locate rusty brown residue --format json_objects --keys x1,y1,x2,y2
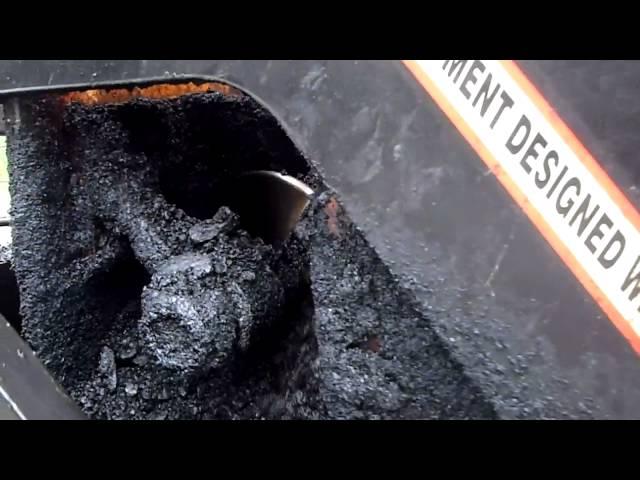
[
  {"x1": 366, "y1": 335, "x2": 382, "y2": 353},
  {"x1": 61, "y1": 82, "x2": 242, "y2": 106},
  {"x1": 347, "y1": 334, "x2": 382, "y2": 353},
  {"x1": 324, "y1": 196, "x2": 341, "y2": 237}
]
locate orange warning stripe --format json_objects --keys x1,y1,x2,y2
[
  {"x1": 500, "y1": 60, "x2": 640, "y2": 233},
  {"x1": 402, "y1": 60, "x2": 640, "y2": 355}
]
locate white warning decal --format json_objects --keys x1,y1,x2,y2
[{"x1": 404, "y1": 60, "x2": 640, "y2": 353}]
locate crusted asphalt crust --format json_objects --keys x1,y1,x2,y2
[{"x1": 4, "y1": 91, "x2": 495, "y2": 419}]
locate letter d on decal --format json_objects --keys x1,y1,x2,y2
[
  {"x1": 506, "y1": 115, "x2": 531, "y2": 155},
  {"x1": 599, "y1": 231, "x2": 626, "y2": 269}
]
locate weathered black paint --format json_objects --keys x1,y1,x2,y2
[{"x1": 0, "y1": 60, "x2": 639, "y2": 419}]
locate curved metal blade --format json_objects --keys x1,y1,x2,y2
[{"x1": 229, "y1": 171, "x2": 314, "y2": 247}]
